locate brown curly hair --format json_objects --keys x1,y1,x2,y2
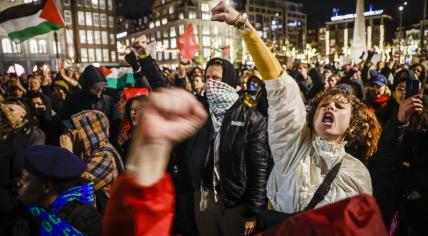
[
  {"x1": 363, "y1": 109, "x2": 382, "y2": 159},
  {"x1": 307, "y1": 88, "x2": 368, "y2": 144}
]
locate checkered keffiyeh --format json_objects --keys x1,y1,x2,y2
[
  {"x1": 205, "y1": 79, "x2": 239, "y2": 123},
  {"x1": 71, "y1": 110, "x2": 123, "y2": 196}
]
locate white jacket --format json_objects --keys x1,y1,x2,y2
[{"x1": 265, "y1": 72, "x2": 372, "y2": 213}]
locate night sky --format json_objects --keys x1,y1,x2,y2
[
  {"x1": 118, "y1": 0, "x2": 424, "y2": 28},
  {"x1": 296, "y1": 0, "x2": 423, "y2": 28}
]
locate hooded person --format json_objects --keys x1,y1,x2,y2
[
  {"x1": 60, "y1": 110, "x2": 124, "y2": 213},
  {"x1": 0, "y1": 99, "x2": 45, "y2": 235},
  {"x1": 182, "y1": 57, "x2": 270, "y2": 236},
  {"x1": 14, "y1": 145, "x2": 102, "y2": 236},
  {"x1": 62, "y1": 65, "x2": 122, "y2": 146}
]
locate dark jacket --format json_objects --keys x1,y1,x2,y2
[
  {"x1": 186, "y1": 97, "x2": 270, "y2": 218},
  {"x1": 0, "y1": 125, "x2": 45, "y2": 235}
]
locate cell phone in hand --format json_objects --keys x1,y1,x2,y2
[{"x1": 406, "y1": 80, "x2": 421, "y2": 99}]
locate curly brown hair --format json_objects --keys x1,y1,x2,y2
[
  {"x1": 307, "y1": 88, "x2": 368, "y2": 144},
  {"x1": 363, "y1": 109, "x2": 382, "y2": 159}
]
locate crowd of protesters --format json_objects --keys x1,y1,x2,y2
[{"x1": 0, "y1": 1, "x2": 427, "y2": 236}]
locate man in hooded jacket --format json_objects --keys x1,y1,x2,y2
[
  {"x1": 186, "y1": 57, "x2": 270, "y2": 236},
  {"x1": 62, "y1": 65, "x2": 122, "y2": 144}
]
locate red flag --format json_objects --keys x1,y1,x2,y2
[
  {"x1": 177, "y1": 24, "x2": 199, "y2": 60},
  {"x1": 99, "y1": 67, "x2": 112, "y2": 77},
  {"x1": 40, "y1": 0, "x2": 65, "y2": 27}
]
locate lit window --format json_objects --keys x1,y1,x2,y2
[
  {"x1": 108, "y1": 16, "x2": 114, "y2": 28},
  {"x1": 94, "y1": 31, "x2": 101, "y2": 44},
  {"x1": 64, "y1": 10, "x2": 72, "y2": 25},
  {"x1": 38, "y1": 40, "x2": 47, "y2": 54},
  {"x1": 203, "y1": 48, "x2": 211, "y2": 57},
  {"x1": 85, "y1": 0, "x2": 91, "y2": 7},
  {"x1": 99, "y1": 0, "x2": 105, "y2": 9},
  {"x1": 77, "y1": 0, "x2": 83, "y2": 6},
  {"x1": 93, "y1": 13, "x2": 99, "y2": 26},
  {"x1": 161, "y1": 18, "x2": 167, "y2": 25},
  {"x1": 172, "y1": 51, "x2": 177, "y2": 59},
  {"x1": 79, "y1": 30, "x2": 86, "y2": 43},
  {"x1": 78, "y1": 11, "x2": 85, "y2": 25},
  {"x1": 107, "y1": 0, "x2": 113, "y2": 11},
  {"x1": 201, "y1": 3, "x2": 209, "y2": 12},
  {"x1": 110, "y1": 33, "x2": 115, "y2": 45},
  {"x1": 100, "y1": 14, "x2": 107, "y2": 27},
  {"x1": 163, "y1": 39, "x2": 169, "y2": 48},
  {"x1": 163, "y1": 31, "x2": 168, "y2": 38},
  {"x1": 149, "y1": 22, "x2": 154, "y2": 28},
  {"x1": 111, "y1": 51, "x2": 116, "y2": 61},
  {"x1": 170, "y1": 27, "x2": 176, "y2": 37},
  {"x1": 29, "y1": 39, "x2": 38, "y2": 54},
  {"x1": 157, "y1": 52, "x2": 163, "y2": 61},
  {"x1": 2, "y1": 38, "x2": 12, "y2": 54},
  {"x1": 64, "y1": 0, "x2": 70, "y2": 5},
  {"x1": 213, "y1": 26, "x2": 218, "y2": 35},
  {"x1": 203, "y1": 36, "x2": 210, "y2": 46},
  {"x1": 81, "y1": 48, "x2": 88, "y2": 62},
  {"x1": 92, "y1": 0, "x2": 98, "y2": 9},
  {"x1": 202, "y1": 13, "x2": 210, "y2": 20},
  {"x1": 87, "y1": 30, "x2": 94, "y2": 44},
  {"x1": 164, "y1": 52, "x2": 170, "y2": 60},
  {"x1": 101, "y1": 31, "x2": 108, "y2": 45},
  {"x1": 203, "y1": 26, "x2": 210, "y2": 35},
  {"x1": 189, "y1": 11, "x2": 196, "y2": 19},
  {"x1": 169, "y1": 6, "x2": 174, "y2": 14},
  {"x1": 170, "y1": 38, "x2": 176, "y2": 48},
  {"x1": 96, "y1": 48, "x2": 102, "y2": 62},
  {"x1": 155, "y1": 20, "x2": 160, "y2": 27},
  {"x1": 156, "y1": 31, "x2": 161, "y2": 39},
  {"x1": 103, "y1": 48, "x2": 109, "y2": 62},
  {"x1": 179, "y1": 13, "x2": 184, "y2": 19},
  {"x1": 68, "y1": 46, "x2": 75, "y2": 58},
  {"x1": 85, "y1": 12, "x2": 92, "y2": 26},
  {"x1": 88, "y1": 48, "x2": 95, "y2": 62},
  {"x1": 12, "y1": 41, "x2": 21, "y2": 53},
  {"x1": 179, "y1": 24, "x2": 184, "y2": 34}
]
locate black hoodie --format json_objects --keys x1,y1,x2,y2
[{"x1": 62, "y1": 66, "x2": 121, "y2": 144}]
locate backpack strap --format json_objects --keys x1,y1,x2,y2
[{"x1": 305, "y1": 160, "x2": 343, "y2": 211}]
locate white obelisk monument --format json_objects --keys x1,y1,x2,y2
[{"x1": 350, "y1": 0, "x2": 367, "y2": 63}]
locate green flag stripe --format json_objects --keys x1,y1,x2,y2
[{"x1": 8, "y1": 21, "x2": 63, "y2": 43}]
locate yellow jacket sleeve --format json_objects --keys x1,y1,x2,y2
[{"x1": 242, "y1": 29, "x2": 283, "y2": 80}]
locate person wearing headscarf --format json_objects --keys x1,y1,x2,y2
[
  {"x1": 60, "y1": 110, "x2": 124, "y2": 213},
  {"x1": 14, "y1": 145, "x2": 101, "y2": 236},
  {"x1": 184, "y1": 57, "x2": 270, "y2": 236}
]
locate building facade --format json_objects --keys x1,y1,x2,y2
[
  {"x1": 323, "y1": 8, "x2": 392, "y2": 57},
  {"x1": 117, "y1": 0, "x2": 240, "y2": 68},
  {"x1": 0, "y1": 0, "x2": 117, "y2": 75},
  {"x1": 116, "y1": 0, "x2": 307, "y2": 68}
]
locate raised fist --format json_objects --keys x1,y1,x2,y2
[
  {"x1": 211, "y1": 0, "x2": 240, "y2": 25},
  {"x1": 135, "y1": 88, "x2": 207, "y2": 144}
]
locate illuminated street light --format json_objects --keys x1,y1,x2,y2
[
  {"x1": 398, "y1": 6, "x2": 404, "y2": 11},
  {"x1": 404, "y1": 2, "x2": 408, "y2": 6}
]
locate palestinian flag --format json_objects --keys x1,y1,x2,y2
[{"x1": 0, "y1": 0, "x2": 65, "y2": 43}]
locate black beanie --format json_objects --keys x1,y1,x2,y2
[{"x1": 205, "y1": 58, "x2": 238, "y2": 88}]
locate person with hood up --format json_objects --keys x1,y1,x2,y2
[
  {"x1": 0, "y1": 98, "x2": 45, "y2": 235},
  {"x1": 14, "y1": 145, "x2": 102, "y2": 236},
  {"x1": 62, "y1": 65, "x2": 122, "y2": 144},
  {"x1": 59, "y1": 110, "x2": 124, "y2": 213},
  {"x1": 186, "y1": 57, "x2": 270, "y2": 236}
]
